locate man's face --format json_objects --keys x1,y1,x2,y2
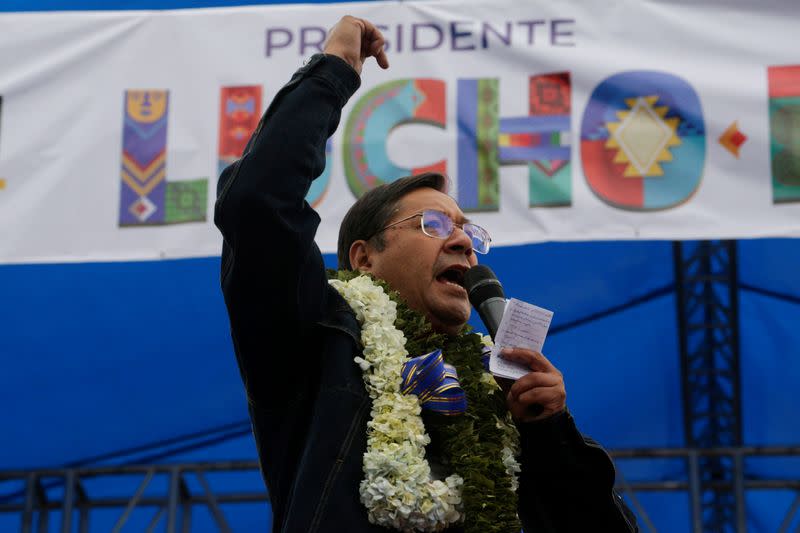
[{"x1": 356, "y1": 187, "x2": 479, "y2": 335}]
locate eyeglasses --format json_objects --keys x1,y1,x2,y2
[{"x1": 374, "y1": 209, "x2": 492, "y2": 254}]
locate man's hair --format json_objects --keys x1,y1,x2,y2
[{"x1": 337, "y1": 172, "x2": 448, "y2": 269}]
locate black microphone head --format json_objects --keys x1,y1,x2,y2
[{"x1": 464, "y1": 265, "x2": 505, "y2": 308}]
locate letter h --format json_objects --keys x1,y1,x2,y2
[{"x1": 456, "y1": 72, "x2": 572, "y2": 211}]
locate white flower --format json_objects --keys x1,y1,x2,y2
[
  {"x1": 501, "y1": 446, "x2": 521, "y2": 491},
  {"x1": 331, "y1": 275, "x2": 464, "y2": 531},
  {"x1": 354, "y1": 356, "x2": 371, "y2": 371},
  {"x1": 479, "y1": 371, "x2": 501, "y2": 393}
]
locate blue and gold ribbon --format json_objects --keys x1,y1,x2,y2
[
  {"x1": 401, "y1": 350, "x2": 467, "y2": 415},
  {"x1": 481, "y1": 345, "x2": 492, "y2": 372}
]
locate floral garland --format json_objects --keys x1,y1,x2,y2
[{"x1": 329, "y1": 271, "x2": 521, "y2": 532}]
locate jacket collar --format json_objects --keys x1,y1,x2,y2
[{"x1": 317, "y1": 284, "x2": 362, "y2": 348}]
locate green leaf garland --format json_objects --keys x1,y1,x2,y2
[{"x1": 331, "y1": 270, "x2": 521, "y2": 532}]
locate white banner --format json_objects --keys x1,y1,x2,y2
[{"x1": 0, "y1": 0, "x2": 799, "y2": 264}]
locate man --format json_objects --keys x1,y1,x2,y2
[{"x1": 215, "y1": 15, "x2": 637, "y2": 532}]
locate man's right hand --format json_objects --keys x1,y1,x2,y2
[{"x1": 323, "y1": 16, "x2": 389, "y2": 75}]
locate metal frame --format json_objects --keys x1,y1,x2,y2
[
  {"x1": 1, "y1": 463, "x2": 266, "y2": 533},
  {"x1": 3, "y1": 449, "x2": 800, "y2": 532},
  {"x1": 674, "y1": 240, "x2": 743, "y2": 532},
  {"x1": 612, "y1": 446, "x2": 800, "y2": 533}
]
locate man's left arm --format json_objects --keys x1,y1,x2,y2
[{"x1": 500, "y1": 348, "x2": 639, "y2": 532}]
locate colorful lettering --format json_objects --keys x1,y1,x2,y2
[
  {"x1": 580, "y1": 71, "x2": 705, "y2": 211},
  {"x1": 457, "y1": 79, "x2": 499, "y2": 210},
  {"x1": 524, "y1": 72, "x2": 572, "y2": 207},
  {"x1": 343, "y1": 79, "x2": 446, "y2": 198},
  {"x1": 457, "y1": 73, "x2": 572, "y2": 211},
  {"x1": 768, "y1": 65, "x2": 800, "y2": 203},
  {"x1": 0, "y1": 95, "x2": 4, "y2": 191},
  {"x1": 218, "y1": 85, "x2": 330, "y2": 207},
  {"x1": 218, "y1": 86, "x2": 262, "y2": 177},
  {"x1": 119, "y1": 90, "x2": 208, "y2": 226}
]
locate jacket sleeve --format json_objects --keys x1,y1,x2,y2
[
  {"x1": 516, "y1": 410, "x2": 639, "y2": 532},
  {"x1": 214, "y1": 54, "x2": 360, "y2": 403}
]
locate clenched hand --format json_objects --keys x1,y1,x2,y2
[{"x1": 323, "y1": 16, "x2": 389, "y2": 75}]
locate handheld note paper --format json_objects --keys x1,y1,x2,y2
[{"x1": 489, "y1": 298, "x2": 554, "y2": 380}]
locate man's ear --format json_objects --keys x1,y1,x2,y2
[{"x1": 349, "y1": 240, "x2": 373, "y2": 273}]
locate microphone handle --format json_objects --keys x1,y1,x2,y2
[{"x1": 477, "y1": 296, "x2": 506, "y2": 339}]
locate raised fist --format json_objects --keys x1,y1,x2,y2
[{"x1": 323, "y1": 15, "x2": 389, "y2": 75}]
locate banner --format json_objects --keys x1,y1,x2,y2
[{"x1": 0, "y1": 0, "x2": 798, "y2": 264}]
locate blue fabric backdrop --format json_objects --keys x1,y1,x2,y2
[{"x1": 1, "y1": 1, "x2": 798, "y2": 531}]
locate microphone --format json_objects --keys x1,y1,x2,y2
[
  {"x1": 464, "y1": 265, "x2": 544, "y2": 418},
  {"x1": 464, "y1": 265, "x2": 506, "y2": 339}
]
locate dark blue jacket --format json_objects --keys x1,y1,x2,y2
[{"x1": 215, "y1": 53, "x2": 637, "y2": 533}]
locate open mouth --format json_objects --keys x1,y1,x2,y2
[{"x1": 435, "y1": 266, "x2": 466, "y2": 290}]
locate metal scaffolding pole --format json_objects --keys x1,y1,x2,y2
[
  {"x1": 674, "y1": 240, "x2": 744, "y2": 533},
  {"x1": 5, "y1": 448, "x2": 800, "y2": 531}
]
